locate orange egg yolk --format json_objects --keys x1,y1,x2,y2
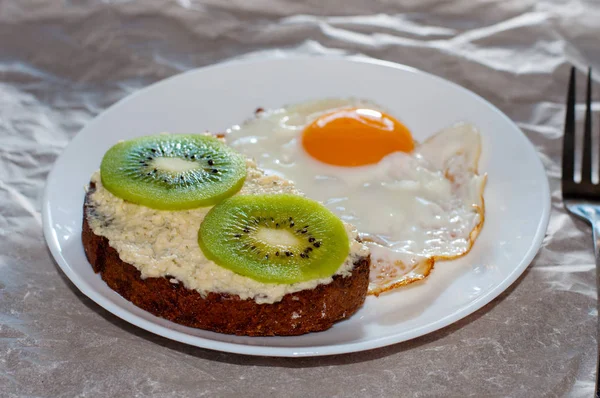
[{"x1": 301, "y1": 108, "x2": 414, "y2": 167}]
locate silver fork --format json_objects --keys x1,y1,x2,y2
[{"x1": 561, "y1": 66, "x2": 599, "y2": 397}]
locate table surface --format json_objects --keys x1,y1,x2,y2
[{"x1": 2, "y1": 1, "x2": 599, "y2": 397}]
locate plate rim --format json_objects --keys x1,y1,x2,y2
[{"x1": 42, "y1": 55, "x2": 551, "y2": 357}]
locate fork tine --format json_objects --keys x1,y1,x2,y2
[
  {"x1": 562, "y1": 67, "x2": 576, "y2": 185},
  {"x1": 582, "y1": 68, "x2": 593, "y2": 183}
]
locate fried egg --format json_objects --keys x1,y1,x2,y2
[{"x1": 226, "y1": 99, "x2": 486, "y2": 295}]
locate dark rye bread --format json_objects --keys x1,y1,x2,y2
[{"x1": 82, "y1": 183, "x2": 370, "y2": 336}]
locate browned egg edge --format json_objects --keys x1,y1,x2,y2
[{"x1": 367, "y1": 165, "x2": 487, "y2": 296}]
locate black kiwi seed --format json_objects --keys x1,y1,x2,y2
[
  {"x1": 212, "y1": 169, "x2": 219, "y2": 173},
  {"x1": 275, "y1": 251, "x2": 279, "y2": 256},
  {"x1": 208, "y1": 159, "x2": 214, "y2": 166},
  {"x1": 308, "y1": 237, "x2": 315, "y2": 242},
  {"x1": 290, "y1": 222, "x2": 295, "y2": 227},
  {"x1": 285, "y1": 251, "x2": 292, "y2": 257},
  {"x1": 234, "y1": 234, "x2": 241, "y2": 238},
  {"x1": 313, "y1": 242, "x2": 321, "y2": 248}
]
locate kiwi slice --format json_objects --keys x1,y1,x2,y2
[
  {"x1": 198, "y1": 194, "x2": 350, "y2": 284},
  {"x1": 100, "y1": 134, "x2": 246, "y2": 210}
]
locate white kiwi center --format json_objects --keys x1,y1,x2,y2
[
  {"x1": 151, "y1": 157, "x2": 201, "y2": 174},
  {"x1": 254, "y1": 227, "x2": 300, "y2": 248}
]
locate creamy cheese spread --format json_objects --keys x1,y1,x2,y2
[{"x1": 86, "y1": 159, "x2": 369, "y2": 304}]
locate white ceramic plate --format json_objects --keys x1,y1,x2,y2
[{"x1": 43, "y1": 57, "x2": 550, "y2": 357}]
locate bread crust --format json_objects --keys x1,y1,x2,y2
[{"x1": 82, "y1": 184, "x2": 370, "y2": 336}]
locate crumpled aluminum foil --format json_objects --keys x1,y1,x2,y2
[{"x1": 1, "y1": 1, "x2": 599, "y2": 396}]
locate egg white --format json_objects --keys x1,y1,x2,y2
[{"x1": 226, "y1": 99, "x2": 486, "y2": 295}]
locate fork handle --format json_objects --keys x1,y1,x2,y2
[
  {"x1": 593, "y1": 217, "x2": 600, "y2": 398},
  {"x1": 579, "y1": 208, "x2": 600, "y2": 398},
  {"x1": 566, "y1": 204, "x2": 600, "y2": 397}
]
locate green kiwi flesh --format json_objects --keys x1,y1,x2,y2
[
  {"x1": 198, "y1": 194, "x2": 350, "y2": 284},
  {"x1": 100, "y1": 134, "x2": 246, "y2": 210}
]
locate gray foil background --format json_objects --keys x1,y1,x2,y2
[{"x1": 1, "y1": 0, "x2": 600, "y2": 397}]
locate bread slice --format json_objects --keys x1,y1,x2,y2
[{"x1": 82, "y1": 183, "x2": 370, "y2": 336}]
